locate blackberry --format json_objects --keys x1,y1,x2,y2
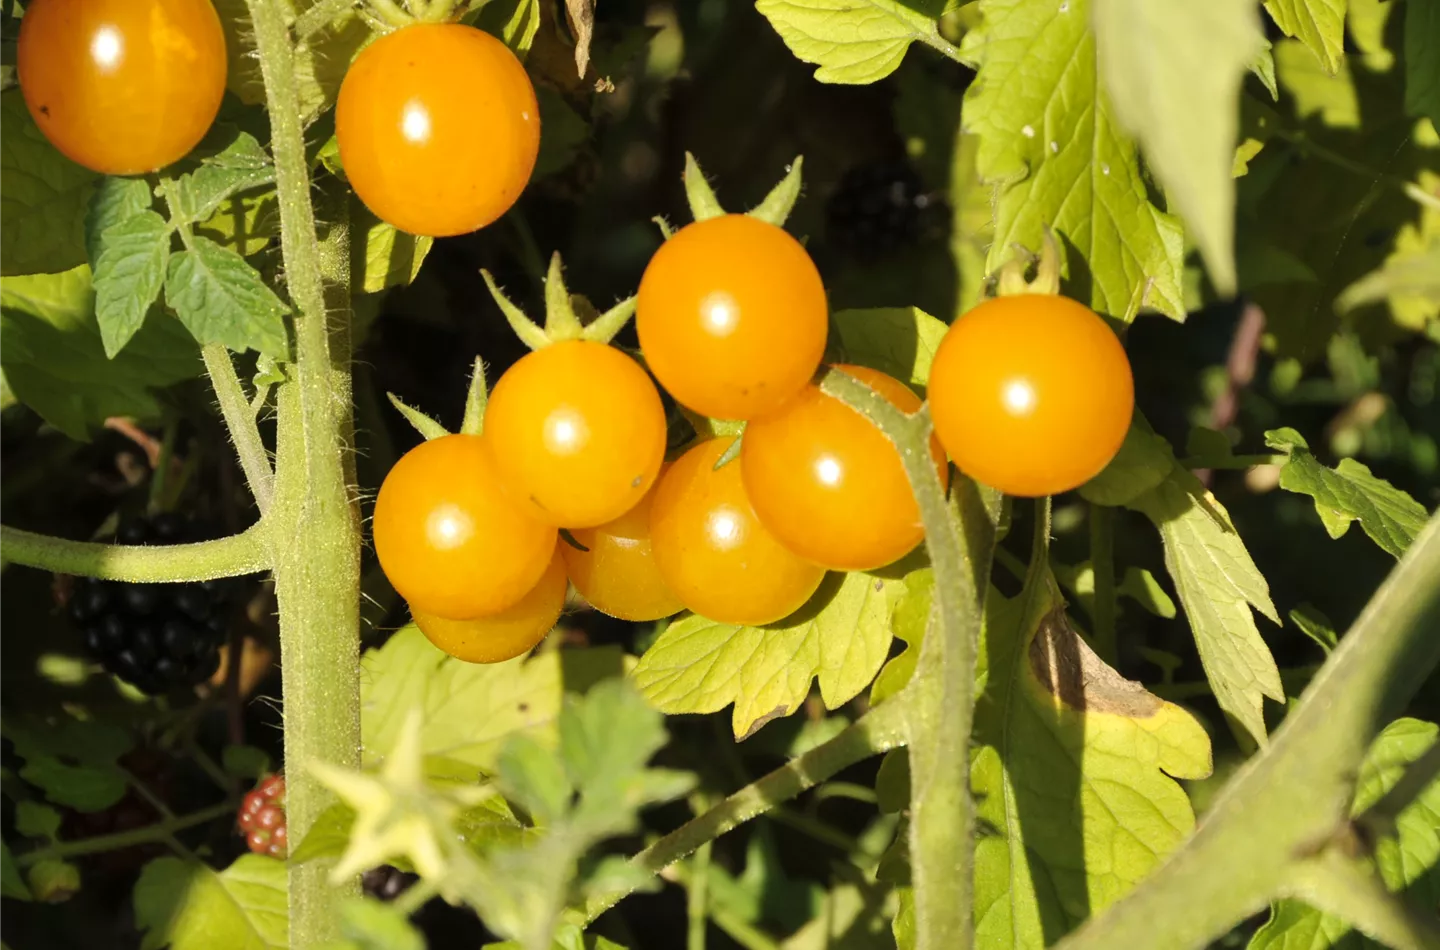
[
  {"x1": 825, "y1": 160, "x2": 931, "y2": 258},
  {"x1": 363, "y1": 865, "x2": 419, "y2": 901},
  {"x1": 238, "y1": 774, "x2": 287, "y2": 858},
  {"x1": 69, "y1": 514, "x2": 229, "y2": 696}
]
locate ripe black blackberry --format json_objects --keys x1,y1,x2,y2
[
  {"x1": 825, "y1": 160, "x2": 931, "y2": 258},
  {"x1": 68, "y1": 514, "x2": 229, "y2": 696}
]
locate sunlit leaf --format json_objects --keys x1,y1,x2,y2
[
  {"x1": 960, "y1": 0, "x2": 1186, "y2": 321},
  {"x1": 755, "y1": 0, "x2": 950, "y2": 85},
  {"x1": 1262, "y1": 0, "x2": 1345, "y2": 75},
  {"x1": 0, "y1": 91, "x2": 98, "y2": 277},
  {"x1": 134, "y1": 855, "x2": 287, "y2": 950},
  {"x1": 972, "y1": 578, "x2": 1212, "y2": 945}
]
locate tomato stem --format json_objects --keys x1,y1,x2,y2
[
  {"x1": 244, "y1": 0, "x2": 364, "y2": 944},
  {"x1": 819, "y1": 367, "x2": 1001, "y2": 950},
  {"x1": 0, "y1": 524, "x2": 270, "y2": 582},
  {"x1": 202, "y1": 343, "x2": 275, "y2": 512}
]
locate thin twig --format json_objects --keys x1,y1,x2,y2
[
  {"x1": 15, "y1": 801, "x2": 238, "y2": 867},
  {"x1": 1196, "y1": 302, "x2": 1264, "y2": 488}
]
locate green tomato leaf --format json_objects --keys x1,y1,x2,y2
[
  {"x1": 831, "y1": 307, "x2": 948, "y2": 391},
  {"x1": 134, "y1": 855, "x2": 287, "y2": 950},
  {"x1": 1251, "y1": 39, "x2": 1280, "y2": 100},
  {"x1": 170, "y1": 161, "x2": 275, "y2": 228},
  {"x1": 165, "y1": 235, "x2": 289, "y2": 357},
  {"x1": 1248, "y1": 718, "x2": 1440, "y2": 950},
  {"x1": 2, "y1": 842, "x2": 32, "y2": 901},
  {"x1": 1092, "y1": 0, "x2": 1263, "y2": 296},
  {"x1": 631, "y1": 568, "x2": 912, "y2": 739},
  {"x1": 6, "y1": 716, "x2": 133, "y2": 812},
  {"x1": 1406, "y1": 0, "x2": 1440, "y2": 131},
  {"x1": 1078, "y1": 420, "x2": 1175, "y2": 506},
  {"x1": 353, "y1": 203, "x2": 433, "y2": 295},
  {"x1": 1265, "y1": 428, "x2": 1430, "y2": 558},
  {"x1": 0, "y1": 91, "x2": 99, "y2": 277},
  {"x1": 2, "y1": 266, "x2": 201, "y2": 439},
  {"x1": 360, "y1": 625, "x2": 563, "y2": 772},
  {"x1": 222, "y1": 745, "x2": 272, "y2": 781},
  {"x1": 192, "y1": 191, "x2": 280, "y2": 259},
  {"x1": 1335, "y1": 174, "x2": 1440, "y2": 327},
  {"x1": 960, "y1": 0, "x2": 1186, "y2": 321},
  {"x1": 86, "y1": 178, "x2": 154, "y2": 270},
  {"x1": 1289, "y1": 603, "x2": 1339, "y2": 655},
  {"x1": 1262, "y1": 0, "x2": 1346, "y2": 75},
  {"x1": 14, "y1": 802, "x2": 61, "y2": 842},
  {"x1": 93, "y1": 211, "x2": 170, "y2": 358},
  {"x1": 973, "y1": 578, "x2": 1212, "y2": 946},
  {"x1": 339, "y1": 898, "x2": 426, "y2": 950},
  {"x1": 755, "y1": 0, "x2": 950, "y2": 85},
  {"x1": 1128, "y1": 466, "x2": 1283, "y2": 745},
  {"x1": 535, "y1": 89, "x2": 588, "y2": 180}
]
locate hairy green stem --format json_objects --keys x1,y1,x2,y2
[
  {"x1": 16, "y1": 801, "x2": 238, "y2": 866},
  {"x1": 243, "y1": 0, "x2": 363, "y2": 945},
  {"x1": 0, "y1": 524, "x2": 268, "y2": 581},
  {"x1": 1287, "y1": 851, "x2": 1440, "y2": 950},
  {"x1": 821, "y1": 368, "x2": 997, "y2": 950},
  {"x1": 203, "y1": 343, "x2": 274, "y2": 512},
  {"x1": 1054, "y1": 510, "x2": 1440, "y2": 950},
  {"x1": 294, "y1": 0, "x2": 359, "y2": 38},
  {"x1": 1088, "y1": 505, "x2": 1117, "y2": 664},
  {"x1": 916, "y1": 29, "x2": 966, "y2": 66},
  {"x1": 581, "y1": 697, "x2": 909, "y2": 923}
]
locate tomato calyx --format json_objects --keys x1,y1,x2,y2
[
  {"x1": 662, "y1": 152, "x2": 806, "y2": 238},
  {"x1": 482, "y1": 252, "x2": 637, "y2": 349},
  {"x1": 358, "y1": 0, "x2": 465, "y2": 32},
  {"x1": 385, "y1": 355, "x2": 488, "y2": 441},
  {"x1": 990, "y1": 225, "x2": 1063, "y2": 299}
]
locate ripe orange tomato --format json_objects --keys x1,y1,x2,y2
[
  {"x1": 485, "y1": 341, "x2": 667, "y2": 528},
  {"x1": 927, "y1": 294, "x2": 1134, "y2": 497},
  {"x1": 741, "y1": 365, "x2": 947, "y2": 571},
  {"x1": 335, "y1": 23, "x2": 539, "y2": 237},
  {"x1": 650, "y1": 439, "x2": 826, "y2": 626},
  {"x1": 410, "y1": 552, "x2": 566, "y2": 664},
  {"x1": 561, "y1": 469, "x2": 683, "y2": 622},
  {"x1": 373, "y1": 434, "x2": 557, "y2": 619},
  {"x1": 17, "y1": 0, "x2": 227, "y2": 175},
  {"x1": 636, "y1": 215, "x2": 828, "y2": 421}
]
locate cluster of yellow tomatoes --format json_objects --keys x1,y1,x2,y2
[
  {"x1": 15, "y1": 0, "x2": 1135, "y2": 666},
  {"x1": 372, "y1": 206, "x2": 1134, "y2": 663}
]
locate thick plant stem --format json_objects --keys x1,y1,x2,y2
[
  {"x1": 0, "y1": 524, "x2": 269, "y2": 581},
  {"x1": 821, "y1": 369, "x2": 998, "y2": 950},
  {"x1": 202, "y1": 343, "x2": 274, "y2": 512},
  {"x1": 581, "y1": 697, "x2": 909, "y2": 923},
  {"x1": 244, "y1": 1, "x2": 362, "y2": 945},
  {"x1": 1288, "y1": 851, "x2": 1440, "y2": 950}
]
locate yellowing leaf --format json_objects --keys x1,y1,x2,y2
[
  {"x1": 361, "y1": 626, "x2": 564, "y2": 771},
  {"x1": 632, "y1": 569, "x2": 911, "y2": 738},
  {"x1": 1092, "y1": 0, "x2": 1263, "y2": 295},
  {"x1": 1263, "y1": 0, "x2": 1346, "y2": 75},
  {"x1": 134, "y1": 855, "x2": 287, "y2": 950},
  {"x1": 1128, "y1": 467, "x2": 1282, "y2": 745},
  {"x1": 973, "y1": 578, "x2": 1212, "y2": 945},
  {"x1": 755, "y1": 0, "x2": 950, "y2": 85},
  {"x1": 960, "y1": 0, "x2": 1186, "y2": 321}
]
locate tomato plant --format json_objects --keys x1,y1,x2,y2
[
  {"x1": 636, "y1": 214, "x2": 829, "y2": 421},
  {"x1": 335, "y1": 22, "x2": 540, "y2": 237},
  {"x1": 3, "y1": 2, "x2": 1440, "y2": 950},
  {"x1": 650, "y1": 438, "x2": 827, "y2": 626},
  {"x1": 372, "y1": 434, "x2": 557, "y2": 620},
  {"x1": 742, "y1": 363, "x2": 948, "y2": 571},
  {"x1": 927, "y1": 293, "x2": 1134, "y2": 498},
  {"x1": 484, "y1": 340, "x2": 667, "y2": 528},
  {"x1": 17, "y1": 0, "x2": 227, "y2": 175}
]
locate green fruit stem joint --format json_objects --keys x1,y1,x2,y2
[{"x1": 993, "y1": 225, "x2": 1062, "y2": 298}]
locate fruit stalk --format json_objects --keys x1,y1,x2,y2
[
  {"x1": 820, "y1": 368, "x2": 1000, "y2": 950},
  {"x1": 243, "y1": 0, "x2": 363, "y2": 944}
]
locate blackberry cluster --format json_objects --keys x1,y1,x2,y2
[
  {"x1": 825, "y1": 160, "x2": 930, "y2": 257},
  {"x1": 238, "y1": 774, "x2": 287, "y2": 858},
  {"x1": 69, "y1": 514, "x2": 229, "y2": 696}
]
